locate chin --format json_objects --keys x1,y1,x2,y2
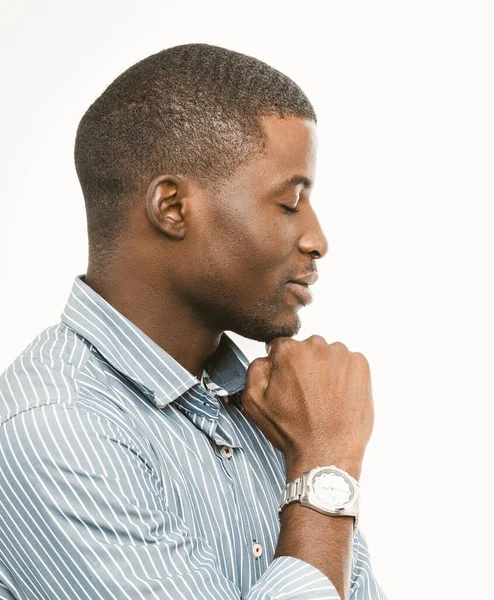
[{"x1": 230, "y1": 311, "x2": 302, "y2": 343}]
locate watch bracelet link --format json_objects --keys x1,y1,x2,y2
[
  {"x1": 279, "y1": 476, "x2": 303, "y2": 511},
  {"x1": 278, "y1": 472, "x2": 359, "y2": 535}
]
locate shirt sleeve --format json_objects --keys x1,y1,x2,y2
[
  {"x1": 0, "y1": 581, "x2": 15, "y2": 600},
  {"x1": 350, "y1": 530, "x2": 388, "y2": 599},
  {"x1": 0, "y1": 402, "x2": 386, "y2": 600}
]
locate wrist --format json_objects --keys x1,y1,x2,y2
[{"x1": 285, "y1": 456, "x2": 362, "y2": 483}]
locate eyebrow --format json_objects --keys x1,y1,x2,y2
[{"x1": 271, "y1": 175, "x2": 313, "y2": 195}]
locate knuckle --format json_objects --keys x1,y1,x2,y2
[
  {"x1": 272, "y1": 337, "x2": 295, "y2": 353},
  {"x1": 246, "y1": 357, "x2": 266, "y2": 378},
  {"x1": 248, "y1": 356, "x2": 264, "y2": 370},
  {"x1": 309, "y1": 334, "x2": 327, "y2": 345},
  {"x1": 331, "y1": 340, "x2": 349, "y2": 353},
  {"x1": 353, "y1": 351, "x2": 369, "y2": 366}
]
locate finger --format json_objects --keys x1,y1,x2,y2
[{"x1": 245, "y1": 356, "x2": 269, "y2": 384}]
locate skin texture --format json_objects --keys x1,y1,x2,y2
[{"x1": 85, "y1": 115, "x2": 329, "y2": 380}]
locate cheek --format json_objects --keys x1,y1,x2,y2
[
  {"x1": 247, "y1": 215, "x2": 295, "y2": 275},
  {"x1": 221, "y1": 204, "x2": 293, "y2": 264},
  {"x1": 195, "y1": 199, "x2": 295, "y2": 293}
]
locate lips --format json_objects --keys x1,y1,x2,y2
[
  {"x1": 286, "y1": 281, "x2": 313, "y2": 305},
  {"x1": 289, "y1": 272, "x2": 319, "y2": 286}
]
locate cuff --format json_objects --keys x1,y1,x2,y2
[{"x1": 248, "y1": 555, "x2": 340, "y2": 600}]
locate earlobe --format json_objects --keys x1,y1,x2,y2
[{"x1": 145, "y1": 174, "x2": 187, "y2": 240}]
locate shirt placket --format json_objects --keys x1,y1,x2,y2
[{"x1": 200, "y1": 371, "x2": 269, "y2": 588}]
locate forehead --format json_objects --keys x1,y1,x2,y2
[
  {"x1": 256, "y1": 115, "x2": 318, "y2": 191},
  {"x1": 224, "y1": 116, "x2": 318, "y2": 196},
  {"x1": 260, "y1": 115, "x2": 317, "y2": 164}
]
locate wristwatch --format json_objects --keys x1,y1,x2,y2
[{"x1": 278, "y1": 465, "x2": 360, "y2": 535}]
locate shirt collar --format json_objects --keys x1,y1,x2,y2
[{"x1": 60, "y1": 274, "x2": 249, "y2": 409}]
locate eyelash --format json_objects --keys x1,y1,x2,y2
[{"x1": 281, "y1": 205, "x2": 300, "y2": 215}]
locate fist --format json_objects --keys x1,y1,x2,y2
[{"x1": 241, "y1": 336, "x2": 374, "y2": 480}]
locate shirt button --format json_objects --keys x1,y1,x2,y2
[
  {"x1": 219, "y1": 445, "x2": 234, "y2": 458},
  {"x1": 252, "y1": 543, "x2": 263, "y2": 558}
]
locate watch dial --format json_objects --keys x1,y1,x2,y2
[{"x1": 311, "y1": 471, "x2": 354, "y2": 508}]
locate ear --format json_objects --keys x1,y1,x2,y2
[{"x1": 145, "y1": 174, "x2": 189, "y2": 240}]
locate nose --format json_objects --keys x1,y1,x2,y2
[{"x1": 298, "y1": 207, "x2": 329, "y2": 259}]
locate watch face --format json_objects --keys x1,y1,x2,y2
[{"x1": 308, "y1": 469, "x2": 355, "y2": 509}]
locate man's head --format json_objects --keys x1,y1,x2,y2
[{"x1": 75, "y1": 43, "x2": 328, "y2": 343}]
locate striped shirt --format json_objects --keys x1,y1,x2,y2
[{"x1": 0, "y1": 274, "x2": 387, "y2": 599}]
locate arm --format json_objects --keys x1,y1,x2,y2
[
  {"x1": 274, "y1": 458, "x2": 387, "y2": 600},
  {"x1": 276, "y1": 508, "x2": 388, "y2": 600},
  {"x1": 0, "y1": 402, "x2": 349, "y2": 599},
  {"x1": 241, "y1": 337, "x2": 388, "y2": 600},
  {"x1": 275, "y1": 458, "x2": 360, "y2": 599}
]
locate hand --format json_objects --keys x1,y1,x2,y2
[{"x1": 240, "y1": 336, "x2": 374, "y2": 481}]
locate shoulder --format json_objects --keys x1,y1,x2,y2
[
  {"x1": 0, "y1": 322, "x2": 158, "y2": 462},
  {"x1": 0, "y1": 322, "x2": 109, "y2": 426}
]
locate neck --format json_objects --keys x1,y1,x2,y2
[{"x1": 84, "y1": 260, "x2": 223, "y2": 381}]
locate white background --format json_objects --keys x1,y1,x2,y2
[{"x1": 1, "y1": 1, "x2": 493, "y2": 598}]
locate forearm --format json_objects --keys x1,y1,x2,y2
[
  {"x1": 274, "y1": 458, "x2": 362, "y2": 600},
  {"x1": 274, "y1": 503, "x2": 354, "y2": 600}
]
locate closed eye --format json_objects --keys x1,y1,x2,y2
[{"x1": 281, "y1": 205, "x2": 300, "y2": 214}]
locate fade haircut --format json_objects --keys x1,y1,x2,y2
[{"x1": 74, "y1": 43, "x2": 317, "y2": 257}]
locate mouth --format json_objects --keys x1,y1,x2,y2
[{"x1": 286, "y1": 281, "x2": 313, "y2": 305}]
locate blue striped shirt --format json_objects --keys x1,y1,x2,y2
[{"x1": 0, "y1": 274, "x2": 387, "y2": 599}]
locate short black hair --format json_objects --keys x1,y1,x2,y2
[{"x1": 74, "y1": 43, "x2": 317, "y2": 256}]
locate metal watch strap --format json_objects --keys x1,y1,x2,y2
[
  {"x1": 279, "y1": 475, "x2": 304, "y2": 512},
  {"x1": 279, "y1": 472, "x2": 359, "y2": 535}
]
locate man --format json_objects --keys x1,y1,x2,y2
[{"x1": 0, "y1": 44, "x2": 387, "y2": 599}]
